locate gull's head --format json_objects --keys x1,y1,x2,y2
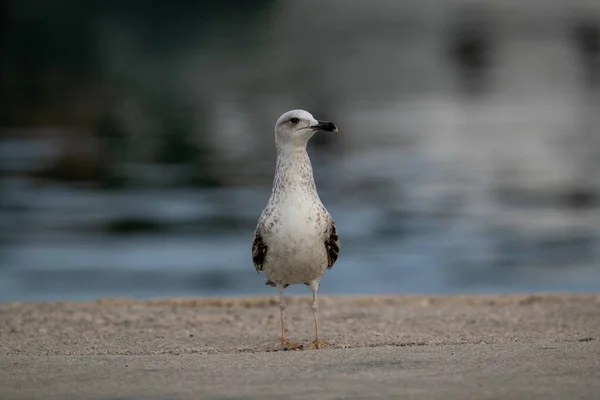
[{"x1": 274, "y1": 109, "x2": 338, "y2": 149}]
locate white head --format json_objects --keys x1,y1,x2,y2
[{"x1": 274, "y1": 109, "x2": 338, "y2": 151}]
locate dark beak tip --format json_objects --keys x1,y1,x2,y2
[{"x1": 316, "y1": 121, "x2": 338, "y2": 132}]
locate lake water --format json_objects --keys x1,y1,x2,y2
[
  {"x1": 1, "y1": 178, "x2": 599, "y2": 303},
  {"x1": 2, "y1": 1, "x2": 600, "y2": 302}
]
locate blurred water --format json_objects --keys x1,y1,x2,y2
[
  {"x1": 2, "y1": 0, "x2": 600, "y2": 301},
  {"x1": 1, "y1": 178, "x2": 599, "y2": 302}
]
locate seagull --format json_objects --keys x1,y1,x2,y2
[{"x1": 252, "y1": 109, "x2": 341, "y2": 350}]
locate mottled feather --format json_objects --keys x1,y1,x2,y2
[
  {"x1": 251, "y1": 229, "x2": 267, "y2": 272},
  {"x1": 325, "y1": 221, "x2": 340, "y2": 269}
]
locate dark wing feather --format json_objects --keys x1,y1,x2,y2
[
  {"x1": 252, "y1": 229, "x2": 267, "y2": 272},
  {"x1": 325, "y1": 221, "x2": 341, "y2": 269}
]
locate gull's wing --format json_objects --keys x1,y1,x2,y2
[
  {"x1": 325, "y1": 220, "x2": 340, "y2": 269},
  {"x1": 252, "y1": 228, "x2": 267, "y2": 272}
]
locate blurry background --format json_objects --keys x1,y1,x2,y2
[{"x1": 1, "y1": 0, "x2": 600, "y2": 302}]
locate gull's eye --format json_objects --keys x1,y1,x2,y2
[{"x1": 289, "y1": 117, "x2": 299, "y2": 125}]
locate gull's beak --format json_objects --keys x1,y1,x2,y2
[{"x1": 312, "y1": 120, "x2": 338, "y2": 132}]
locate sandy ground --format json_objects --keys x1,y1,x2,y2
[{"x1": 1, "y1": 294, "x2": 599, "y2": 399}]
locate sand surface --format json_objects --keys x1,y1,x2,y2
[{"x1": 1, "y1": 294, "x2": 599, "y2": 399}]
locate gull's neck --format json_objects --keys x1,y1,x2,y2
[{"x1": 271, "y1": 145, "x2": 317, "y2": 198}]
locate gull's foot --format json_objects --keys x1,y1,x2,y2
[
  {"x1": 306, "y1": 339, "x2": 327, "y2": 350},
  {"x1": 281, "y1": 339, "x2": 303, "y2": 351}
]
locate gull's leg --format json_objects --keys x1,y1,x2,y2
[
  {"x1": 306, "y1": 280, "x2": 326, "y2": 349},
  {"x1": 277, "y1": 283, "x2": 302, "y2": 350}
]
